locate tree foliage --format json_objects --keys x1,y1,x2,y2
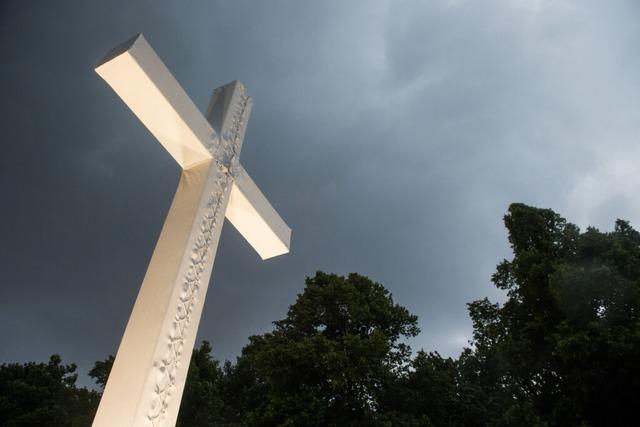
[
  {"x1": 3, "y1": 203, "x2": 640, "y2": 426},
  {"x1": 224, "y1": 272, "x2": 420, "y2": 426},
  {"x1": 87, "y1": 356, "x2": 113, "y2": 391},
  {"x1": 176, "y1": 341, "x2": 228, "y2": 427},
  {"x1": 0, "y1": 355, "x2": 98, "y2": 427},
  {"x1": 458, "y1": 203, "x2": 640, "y2": 426}
]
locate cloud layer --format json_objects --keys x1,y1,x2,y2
[{"x1": 1, "y1": 0, "x2": 639, "y2": 384}]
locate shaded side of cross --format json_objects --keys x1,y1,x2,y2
[{"x1": 92, "y1": 34, "x2": 291, "y2": 427}]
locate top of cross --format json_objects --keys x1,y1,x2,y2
[
  {"x1": 95, "y1": 33, "x2": 291, "y2": 260},
  {"x1": 96, "y1": 33, "x2": 250, "y2": 173}
]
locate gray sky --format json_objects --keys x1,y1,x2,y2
[{"x1": 1, "y1": 0, "x2": 639, "y2": 386}]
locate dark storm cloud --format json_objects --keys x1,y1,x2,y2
[{"x1": 1, "y1": 0, "x2": 639, "y2": 386}]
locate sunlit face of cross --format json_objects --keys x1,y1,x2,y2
[{"x1": 91, "y1": 34, "x2": 290, "y2": 427}]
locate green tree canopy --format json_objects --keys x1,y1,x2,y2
[
  {"x1": 4, "y1": 203, "x2": 640, "y2": 427},
  {"x1": 176, "y1": 341, "x2": 228, "y2": 427},
  {"x1": 87, "y1": 355, "x2": 113, "y2": 391},
  {"x1": 459, "y1": 203, "x2": 640, "y2": 426},
  {"x1": 225, "y1": 271, "x2": 420, "y2": 426},
  {"x1": 0, "y1": 355, "x2": 98, "y2": 427}
]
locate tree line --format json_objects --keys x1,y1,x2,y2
[{"x1": 2, "y1": 204, "x2": 639, "y2": 426}]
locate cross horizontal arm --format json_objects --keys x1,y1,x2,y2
[
  {"x1": 226, "y1": 165, "x2": 291, "y2": 259},
  {"x1": 95, "y1": 34, "x2": 215, "y2": 169}
]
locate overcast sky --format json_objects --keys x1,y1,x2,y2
[{"x1": 1, "y1": 0, "x2": 640, "y2": 386}]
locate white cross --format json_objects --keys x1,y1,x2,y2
[{"x1": 91, "y1": 34, "x2": 291, "y2": 427}]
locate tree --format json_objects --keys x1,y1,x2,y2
[
  {"x1": 460, "y1": 203, "x2": 640, "y2": 426},
  {"x1": 549, "y1": 219, "x2": 640, "y2": 425},
  {"x1": 7, "y1": 203, "x2": 640, "y2": 426},
  {"x1": 379, "y1": 350, "x2": 458, "y2": 426},
  {"x1": 0, "y1": 355, "x2": 98, "y2": 427},
  {"x1": 176, "y1": 341, "x2": 227, "y2": 427},
  {"x1": 88, "y1": 355, "x2": 113, "y2": 391},
  {"x1": 227, "y1": 271, "x2": 420, "y2": 426}
]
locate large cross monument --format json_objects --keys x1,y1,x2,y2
[{"x1": 92, "y1": 34, "x2": 291, "y2": 427}]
